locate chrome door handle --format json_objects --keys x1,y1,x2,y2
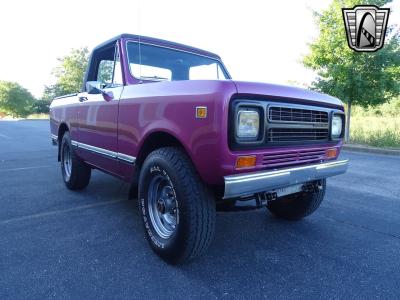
[{"x1": 79, "y1": 96, "x2": 88, "y2": 102}]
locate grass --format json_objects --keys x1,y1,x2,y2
[
  {"x1": 349, "y1": 98, "x2": 400, "y2": 148},
  {"x1": 26, "y1": 113, "x2": 49, "y2": 120},
  {"x1": 0, "y1": 113, "x2": 49, "y2": 120}
]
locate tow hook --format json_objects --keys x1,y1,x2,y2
[
  {"x1": 265, "y1": 191, "x2": 278, "y2": 202},
  {"x1": 302, "y1": 180, "x2": 323, "y2": 193},
  {"x1": 255, "y1": 191, "x2": 277, "y2": 206}
]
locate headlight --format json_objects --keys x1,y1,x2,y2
[
  {"x1": 237, "y1": 109, "x2": 260, "y2": 138},
  {"x1": 331, "y1": 115, "x2": 343, "y2": 138}
]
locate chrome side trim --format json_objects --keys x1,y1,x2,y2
[
  {"x1": 224, "y1": 159, "x2": 349, "y2": 199},
  {"x1": 78, "y1": 142, "x2": 117, "y2": 159},
  {"x1": 71, "y1": 140, "x2": 136, "y2": 164},
  {"x1": 117, "y1": 153, "x2": 136, "y2": 164}
]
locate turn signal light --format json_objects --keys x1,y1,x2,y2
[
  {"x1": 235, "y1": 155, "x2": 256, "y2": 169},
  {"x1": 196, "y1": 106, "x2": 207, "y2": 118},
  {"x1": 326, "y1": 148, "x2": 338, "y2": 159}
]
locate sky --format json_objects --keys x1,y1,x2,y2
[{"x1": 0, "y1": 0, "x2": 399, "y2": 98}]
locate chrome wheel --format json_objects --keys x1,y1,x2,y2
[
  {"x1": 148, "y1": 174, "x2": 179, "y2": 239},
  {"x1": 62, "y1": 144, "x2": 72, "y2": 180}
]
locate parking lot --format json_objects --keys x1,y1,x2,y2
[{"x1": 1, "y1": 120, "x2": 399, "y2": 299}]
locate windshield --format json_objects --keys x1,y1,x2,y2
[{"x1": 126, "y1": 42, "x2": 229, "y2": 81}]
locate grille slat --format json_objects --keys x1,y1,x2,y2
[
  {"x1": 269, "y1": 107, "x2": 328, "y2": 124},
  {"x1": 262, "y1": 153, "x2": 298, "y2": 160},
  {"x1": 262, "y1": 149, "x2": 326, "y2": 167},
  {"x1": 267, "y1": 106, "x2": 330, "y2": 143},
  {"x1": 267, "y1": 128, "x2": 329, "y2": 142},
  {"x1": 263, "y1": 157, "x2": 300, "y2": 164}
]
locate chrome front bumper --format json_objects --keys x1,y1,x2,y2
[{"x1": 223, "y1": 160, "x2": 349, "y2": 199}]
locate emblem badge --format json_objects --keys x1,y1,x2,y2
[{"x1": 342, "y1": 5, "x2": 390, "y2": 52}]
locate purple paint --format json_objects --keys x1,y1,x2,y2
[{"x1": 50, "y1": 34, "x2": 344, "y2": 185}]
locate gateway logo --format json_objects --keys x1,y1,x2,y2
[{"x1": 342, "y1": 5, "x2": 390, "y2": 52}]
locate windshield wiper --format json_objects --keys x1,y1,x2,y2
[{"x1": 140, "y1": 75, "x2": 169, "y2": 81}]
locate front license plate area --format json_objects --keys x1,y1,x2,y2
[{"x1": 273, "y1": 184, "x2": 303, "y2": 198}]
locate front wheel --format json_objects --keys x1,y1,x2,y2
[
  {"x1": 267, "y1": 180, "x2": 326, "y2": 220},
  {"x1": 138, "y1": 147, "x2": 216, "y2": 264}
]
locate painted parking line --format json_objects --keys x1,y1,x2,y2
[
  {"x1": 0, "y1": 133, "x2": 11, "y2": 139},
  {"x1": 0, "y1": 199, "x2": 127, "y2": 225}
]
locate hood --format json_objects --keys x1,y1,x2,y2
[{"x1": 232, "y1": 81, "x2": 343, "y2": 108}]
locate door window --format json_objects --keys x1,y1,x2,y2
[
  {"x1": 97, "y1": 60, "x2": 114, "y2": 85},
  {"x1": 87, "y1": 42, "x2": 123, "y2": 89}
]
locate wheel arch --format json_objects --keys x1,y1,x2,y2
[
  {"x1": 57, "y1": 123, "x2": 69, "y2": 161},
  {"x1": 136, "y1": 130, "x2": 191, "y2": 170}
]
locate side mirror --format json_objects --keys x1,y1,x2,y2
[
  {"x1": 85, "y1": 81, "x2": 114, "y2": 102},
  {"x1": 102, "y1": 91, "x2": 114, "y2": 102},
  {"x1": 86, "y1": 81, "x2": 102, "y2": 95}
]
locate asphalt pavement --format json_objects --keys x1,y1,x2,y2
[{"x1": 1, "y1": 120, "x2": 399, "y2": 299}]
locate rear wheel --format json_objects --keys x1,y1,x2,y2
[
  {"x1": 138, "y1": 147, "x2": 216, "y2": 264},
  {"x1": 60, "y1": 132, "x2": 91, "y2": 190},
  {"x1": 267, "y1": 180, "x2": 326, "y2": 220}
]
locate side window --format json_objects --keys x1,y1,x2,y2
[
  {"x1": 97, "y1": 60, "x2": 114, "y2": 85},
  {"x1": 94, "y1": 43, "x2": 123, "y2": 88}
]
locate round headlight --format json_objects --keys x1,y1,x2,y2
[
  {"x1": 332, "y1": 115, "x2": 343, "y2": 137},
  {"x1": 237, "y1": 110, "x2": 260, "y2": 138}
]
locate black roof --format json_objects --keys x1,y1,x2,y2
[{"x1": 93, "y1": 33, "x2": 221, "y2": 59}]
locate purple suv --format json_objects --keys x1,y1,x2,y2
[{"x1": 50, "y1": 34, "x2": 348, "y2": 264}]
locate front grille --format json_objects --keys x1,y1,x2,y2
[
  {"x1": 269, "y1": 106, "x2": 328, "y2": 124},
  {"x1": 267, "y1": 128, "x2": 329, "y2": 142},
  {"x1": 262, "y1": 148, "x2": 326, "y2": 168}
]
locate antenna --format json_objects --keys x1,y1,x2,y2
[{"x1": 138, "y1": 0, "x2": 142, "y2": 82}]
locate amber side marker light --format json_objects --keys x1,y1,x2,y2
[
  {"x1": 196, "y1": 106, "x2": 207, "y2": 118},
  {"x1": 235, "y1": 156, "x2": 256, "y2": 169},
  {"x1": 326, "y1": 148, "x2": 338, "y2": 159}
]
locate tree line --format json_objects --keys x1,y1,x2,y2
[
  {"x1": 303, "y1": 0, "x2": 400, "y2": 141},
  {"x1": 1, "y1": 0, "x2": 399, "y2": 142},
  {"x1": 0, "y1": 47, "x2": 89, "y2": 117}
]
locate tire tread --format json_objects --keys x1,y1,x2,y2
[
  {"x1": 141, "y1": 147, "x2": 216, "y2": 263},
  {"x1": 61, "y1": 132, "x2": 91, "y2": 190}
]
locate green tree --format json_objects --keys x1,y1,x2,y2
[
  {"x1": 43, "y1": 47, "x2": 90, "y2": 100},
  {"x1": 31, "y1": 99, "x2": 51, "y2": 114},
  {"x1": 303, "y1": 0, "x2": 400, "y2": 141},
  {"x1": 42, "y1": 84, "x2": 67, "y2": 101},
  {"x1": 0, "y1": 81, "x2": 36, "y2": 117}
]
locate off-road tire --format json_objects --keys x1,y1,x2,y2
[
  {"x1": 138, "y1": 147, "x2": 216, "y2": 264},
  {"x1": 60, "y1": 132, "x2": 91, "y2": 190},
  {"x1": 216, "y1": 200, "x2": 237, "y2": 211},
  {"x1": 267, "y1": 180, "x2": 326, "y2": 220}
]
